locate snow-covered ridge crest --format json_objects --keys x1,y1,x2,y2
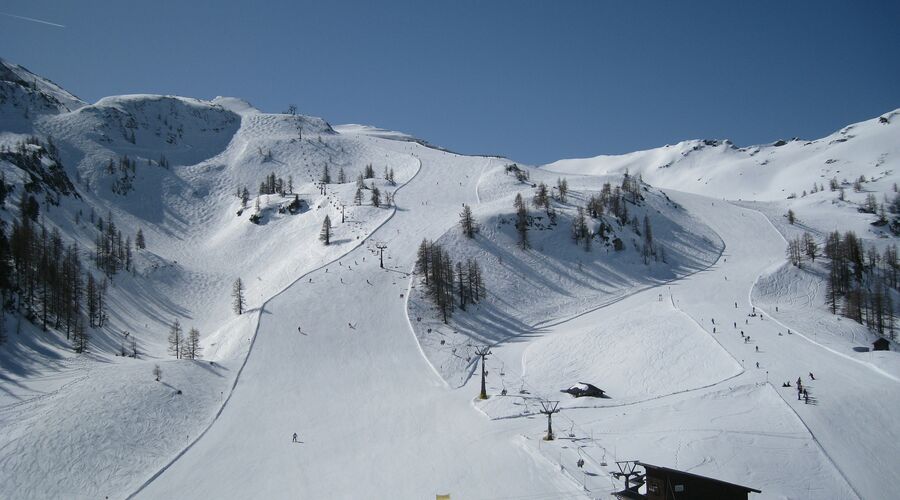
[
  {"x1": 0, "y1": 57, "x2": 86, "y2": 114},
  {"x1": 546, "y1": 109, "x2": 900, "y2": 202}
]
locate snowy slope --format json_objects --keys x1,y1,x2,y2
[
  {"x1": 0, "y1": 59, "x2": 898, "y2": 500},
  {"x1": 0, "y1": 58, "x2": 85, "y2": 133},
  {"x1": 0, "y1": 78, "x2": 422, "y2": 498},
  {"x1": 546, "y1": 110, "x2": 900, "y2": 203},
  {"x1": 409, "y1": 164, "x2": 723, "y2": 387}
]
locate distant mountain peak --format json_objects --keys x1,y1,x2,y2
[{"x1": 0, "y1": 58, "x2": 86, "y2": 117}]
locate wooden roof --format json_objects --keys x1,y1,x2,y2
[{"x1": 638, "y1": 462, "x2": 761, "y2": 493}]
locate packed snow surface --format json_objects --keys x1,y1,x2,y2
[{"x1": 0, "y1": 59, "x2": 897, "y2": 499}]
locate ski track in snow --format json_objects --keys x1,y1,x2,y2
[{"x1": 1, "y1": 71, "x2": 897, "y2": 499}]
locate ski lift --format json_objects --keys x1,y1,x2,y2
[{"x1": 568, "y1": 422, "x2": 576, "y2": 438}]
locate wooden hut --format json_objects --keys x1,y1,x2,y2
[
  {"x1": 873, "y1": 337, "x2": 890, "y2": 351},
  {"x1": 614, "y1": 462, "x2": 760, "y2": 499}
]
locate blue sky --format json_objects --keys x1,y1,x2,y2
[{"x1": 2, "y1": 0, "x2": 898, "y2": 164}]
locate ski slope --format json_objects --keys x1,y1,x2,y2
[
  {"x1": 132, "y1": 134, "x2": 581, "y2": 499},
  {"x1": 1, "y1": 58, "x2": 898, "y2": 499}
]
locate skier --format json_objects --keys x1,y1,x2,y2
[
  {"x1": 735, "y1": 301, "x2": 738, "y2": 308},
  {"x1": 734, "y1": 322, "x2": 737, "y2": 328},
  {"x1": 292, "y1": 433, "x2": 298, "y2": 443},
  {"x1": 804, "y1": 393, "x2": 809, "y2": 404},
  {"x1": 809, "y1": 372, "x2": 815, "y2": 380},
  {"x1": 755, "y1": 346, "x2": 759, "y2": 352},
  {"x1": 756, "y1": 362, "x2": 759, "y2": 369}
]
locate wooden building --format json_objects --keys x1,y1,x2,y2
[
  {"x1": 873, "y1": 337, "x2": 890, "y2": 351},
  {"x1": 614, "y1": 462, "x2": 760, "y2": 500}
]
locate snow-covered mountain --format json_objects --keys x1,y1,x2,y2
[
  {"x1": 546, "y1": 110, "x2": 900, "y2": 202},
  {"x1": 0, "y1": 58, "x2": 85, "y2": 131},
  {"x1": 0, "y1": 59, "x2": 897, "y2": 500}
]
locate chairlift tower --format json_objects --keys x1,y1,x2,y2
[
  {"x1": 612, "y1": 460, "x2": 645, "y2": 493},
  {"x1": 540, "y1": 400, "x2": 560, "y2": 440},
  {"x1": 474, "y1": 346, "x2": 491, "y2": 399},
  {"x1": 375, "y1": 242, "x2": 388, "y2": 269}
]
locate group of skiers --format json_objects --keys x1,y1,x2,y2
[
  {"x1": 727, "y1": 305, "x2": 821, "y2": 406},
  {"x1": 781, "y1": 374, "x2": 815, "y2": 404}
]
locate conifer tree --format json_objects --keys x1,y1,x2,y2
[
  {"x1": 572, "y1": 206, "x2": 588, "y2": 245},
  {"x1": 514, "y1": 193, "x2": 530, "y2": 250},
  {"x1": 460, "y1": 204, "x2": 477, "y2": 238},
  {"x1": 232, "y1": 278, "x2": 245, "y2": 315},
  {"x1": 371, "y1": 187, "x2": 381, "y2": 207},
  {"x1": 168, "y1": 318, "x2": 183, "y2": 359},
  {"x1": 72, "y1": 314, "x2": 88, "y2": 353},
  {"x1": 415, "y1": 239, "x2": 430, "y2": 285},
  {"x1": 533, "y1": 182, "x2": 550, "y2": 212},
  {"x1": 642, "y1": 214, "x2": 654, "y2": 263},
  {"x1": 182, "y1": 327, "x2": 202, "y2": 360},
  {"x1": 556, "y1": 178, "x2": 568, "y2": 203},
  {"x1": 135, "y1": 228, "x2": 145, "y2": 250},
  {"x1": 320, "y1": 215, "x2": 332, "y2": 245}
]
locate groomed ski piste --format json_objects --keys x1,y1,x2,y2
[{"x1": 0, "y1": 59, "x2": 898, "y2": 499}]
